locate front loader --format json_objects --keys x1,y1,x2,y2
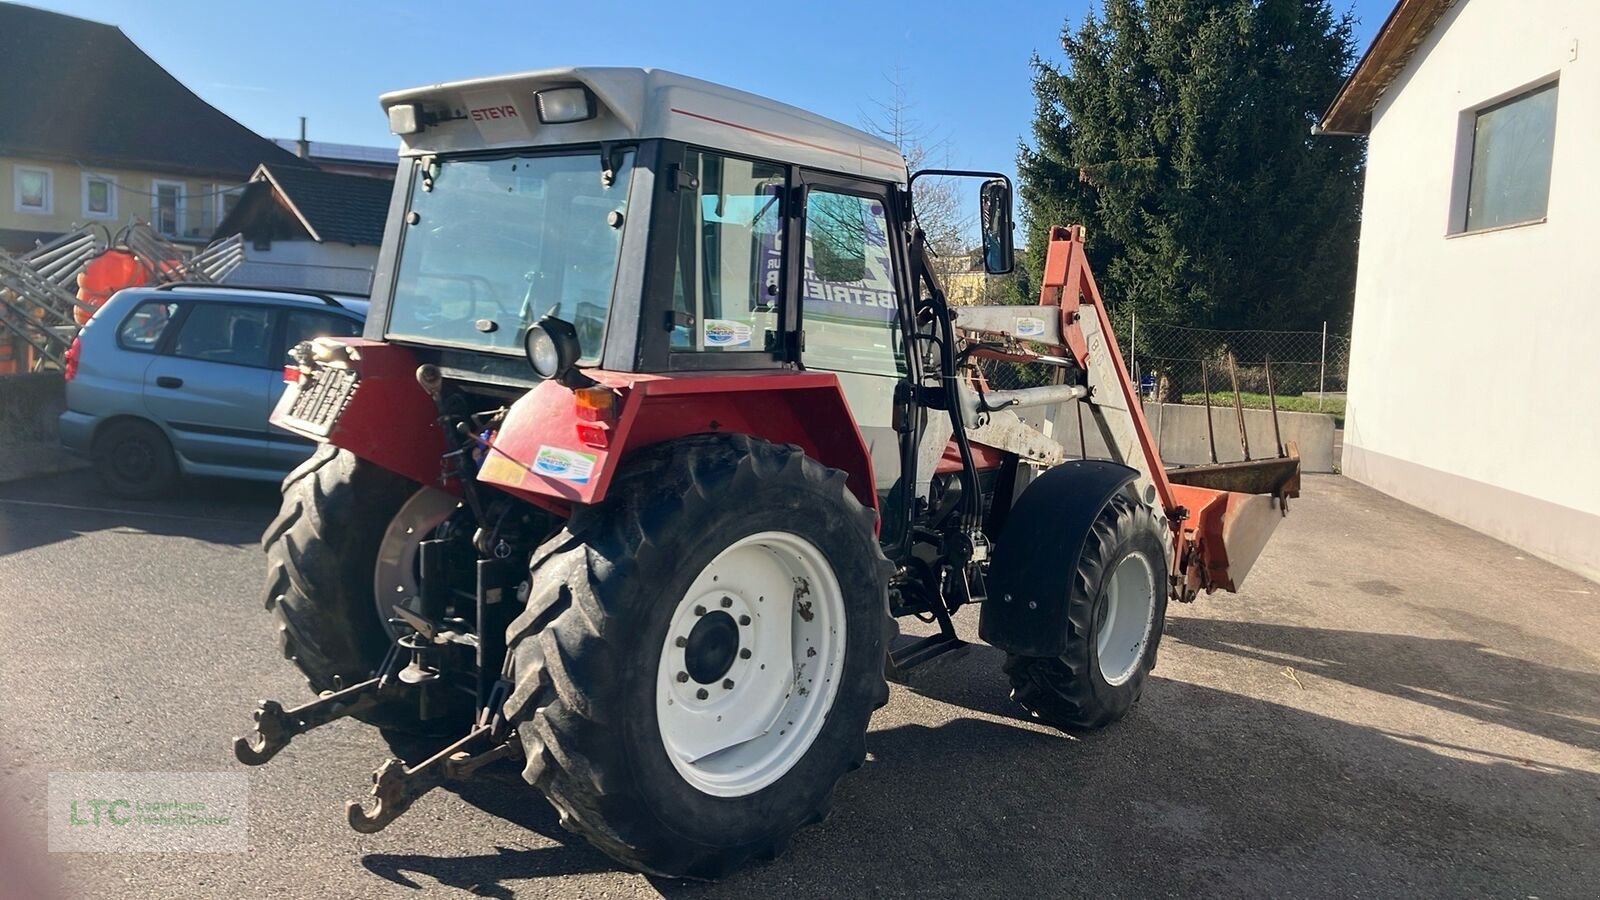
[{"x1": 234, "y1": 67, "x2": 1299, "y2": 878}]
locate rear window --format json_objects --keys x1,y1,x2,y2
[
  {"x1": 281, "y1": 310, "x2": 362, "y2": 361},
  {"x1": 116, "y1": 301, "x2": 179, "y2": 352}
]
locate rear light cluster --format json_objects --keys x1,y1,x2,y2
[
  {"x1": 573, "y1": 386, "x2": 618, "y2": 448},
  {"x1": 63, "y1": 336, "x2": 82, "y2": 382}
]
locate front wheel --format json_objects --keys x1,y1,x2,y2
[
  {"x1": 1003, "y1": 490, "x2": 1170, "y2": 731},
  {"x1": 502, "y1": 434, "x2": 892, "y2": 878}
]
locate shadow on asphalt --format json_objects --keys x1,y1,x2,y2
[
  {"x1": 353, "y1": 636, "x2": 1600, "y2": 896},
  {"x1": 1169, "y1": 616, "x2": 1600, "y2": 754},
  {"x1": 0, "y1": 472, "x2": 280, "y2": 555}
]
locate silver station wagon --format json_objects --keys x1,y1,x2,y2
[{"x1": 60, "y1": 284, "x2": 367, "y2": 497}]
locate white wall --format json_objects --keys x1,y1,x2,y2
[
  {"x1": 1344, "y1": 0, "x2": 1600, "y2": 580},
  {"x1": 230, "y1": 239, "x2": 376, "y2": 295}
]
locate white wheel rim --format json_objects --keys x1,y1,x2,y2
[
  {"x1": 1096, "y1": 552, "x2": 1156, "y2": 686},
  {"x1": 372, "y1": 487, "x2": 460, "y2": 638},
  {"x1": 655, "y1": 530, "x2": 847, "y2": 798}
]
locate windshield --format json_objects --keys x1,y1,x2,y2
[{"x1": 387, "y1": 149, "x2": 635, "y2": 360}]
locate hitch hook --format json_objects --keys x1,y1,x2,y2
[
  {"x1": 345, "y1": 724, "x2": 522, "y2": 833},
  {"x1": 232, "y1": 675, "x2": 385, "y2": 766}
]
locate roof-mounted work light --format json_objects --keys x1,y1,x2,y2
[
  {"x1": 535, "y1": 87, "x2": 596, "y2": 124},
  {"x1": 388, "y1": 103, "x2": 422, "y2": 135}
]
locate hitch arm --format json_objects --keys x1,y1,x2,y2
[
  {"x1": 345, "y1": 723, "x2": 522, "y2": 833},
  {"x1": 232, "y1": 676, "x2": 384, "y2": 766}
]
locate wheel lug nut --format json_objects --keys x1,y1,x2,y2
[
  {"x1": 675, "y1": 636, "x2": 687, "y2": 647},
  {"x1": 721, "y1": 596, "x2": 733, "y2": 608},
  {"x1": 694, "y1": 605, "x2": 706, "y2": 616},
  {"x1": 739, "y1": 648, "x2": 751, "y2": 659},
  {"x1": 722, "y1": 679, "x2": 734, "y2": 689},
  {"x1": 738, "y1": 614, "x2": 751, "y2": 626},
  {"x1": 696, "y1": 688, "x2": 709, "y2": 700},
  {"x1": 677, "y1": 671, "x2": 688, "y2": 683}
]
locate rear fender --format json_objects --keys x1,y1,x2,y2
[
  {"x1": 978, "y1": 459, "x2": 1140, "y2": 658},
  {"x1": 477, "y1": 370, "x2": 878, "y2": 514},
  {"x1": 271, "y1": 339, "x2": 450, "y2": 489}
]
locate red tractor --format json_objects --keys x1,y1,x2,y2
[{"x1": 235, "y1": 67, "x2": 1299, "y2": 878}]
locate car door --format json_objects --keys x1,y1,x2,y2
[
  {"x1": 140, "y1": 301, "x2": 278, "y2": 471},
  {"x1": 265, "y1": 307, "x2": 364, "y2": 468}
]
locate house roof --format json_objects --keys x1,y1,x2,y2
[
  {"x1": 271, "y1": 139, "x2": 399, "y2": 166},
  {"x1": 219, "y1": 164, "x2": 393, "y2": 246},
  {"x1": 1318, "y1": 0, "x2": 1460, "y2": 135},
  {"x1": 0, "y1": 3, "x2": 309, "y2": 178}
]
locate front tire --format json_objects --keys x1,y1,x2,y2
[
  {"x1": 502, "y1": 434, "x2": 892, "y2": 878},
  {"x1": 1003, "y1": 490, "x2": 1169, "y2": 730}
]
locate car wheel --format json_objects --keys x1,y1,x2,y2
[{"x1": 92, "y1": 419, "x2": 178, "y2": 499}]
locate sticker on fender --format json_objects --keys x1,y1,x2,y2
[{"x1": 533, "y1": 445, "x2": 598, "y2": 484}]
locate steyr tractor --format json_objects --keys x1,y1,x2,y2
[{"x1": 233, "y1": 67, "x2": 1300, "y2": 878}]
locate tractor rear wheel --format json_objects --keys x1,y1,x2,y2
[
  {"x1": 1002, "y1": 490, "x2": 1169, "y2": 731},
  {"x1": 260, "y1": 444, "x2": 470, "y2": 733},
  {"x1": 502, "y1": 434, "x2": 892, "y2": 878}
]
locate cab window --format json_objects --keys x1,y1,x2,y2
[
  {"x1": 800, "y1": 190, "x2": 905, "y2": 376},
  {"x1": 671, "y1": 150, "x2": 785, "y2": 352}
]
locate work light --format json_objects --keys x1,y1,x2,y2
[{"x1": 535, "y1": 87, "x2": 596, "y2": 124}]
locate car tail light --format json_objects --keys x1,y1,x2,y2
[{"x1": 63, "y1": 336, "x2": 81, "y2": 381}]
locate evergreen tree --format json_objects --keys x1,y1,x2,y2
[{"x1": 1019, "y1": 0, "x2": 1363, "y2": 331}]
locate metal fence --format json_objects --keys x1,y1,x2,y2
[
  {"x1": 1123, "y1": 315, "x2": 1349, "y2": 404},
  {"x1": 976, "y1": 312, "x2": 1350, "y2": 408}
]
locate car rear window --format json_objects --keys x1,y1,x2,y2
[{"x1": 116, "y1": 301, "x2": 179, "y2": 352}]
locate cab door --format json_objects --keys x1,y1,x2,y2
[{"x1": 794, "y1": 172, "x2": 912, "y2": 530}]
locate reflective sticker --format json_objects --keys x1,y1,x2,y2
[
  {"x1": 533, "y1": 445, "x2": 598, "y2": 483},
  {"x1": 461, "y1": 89, "x2": 528, "y2": 143},
  {"x1": 704, "y1": 319, "x2": 753, "y2": 347},
  {"x1": 1015, "y1": 316, "x2": 1047, "y2": 338}
]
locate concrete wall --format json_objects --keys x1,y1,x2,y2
[
  {"x1": 1043, "y1": 401, "x2": 1336, "y2": 473},
  {"x1": 0, "y1": 373, "x2": 65, "y2": 442},
  {"x1": 0, "y1": 373, "x2": 77, "y2": 482},
  {"x1": 1345, "y1": 0, "x2": 1600, "y2": 581}
]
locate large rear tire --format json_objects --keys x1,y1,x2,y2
[
  {"x1": 502, "y1": 434, "x2": 892, "y2": 878},
  {"x1": 1003, "y1": 490, "x2": 1169, "y2": 731},
  {"x1": 260, "y1": 444, "x2": 470, "y2": 733}
]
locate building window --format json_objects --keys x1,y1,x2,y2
[
  {"x1": 214, "y1": 185, "x2": 244, "y2": 231},
  {"x1": 14, "y1": 166, "x2": 52, "y2": 214},
  {"x1": 152, "y1": 180, "x2": 185, "y2": 237},
  {"x1": 1460, "y1": 81, "x2": 1558, "y2": 233},
  {"x1": 83, "y1": 174, "x2": 116, "y2": 218}
]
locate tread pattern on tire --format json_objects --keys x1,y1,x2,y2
[
  {"x1": 501, "y1": 433, "x2": 894, "y2": 879},
  {"x1": 1002, "y1": 491, "x2": 1167, "y2": 731},
  {"x1": 260, "y1": 444, "x2": 461, "y2": 732}
]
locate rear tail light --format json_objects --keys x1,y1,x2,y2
[
  {"x1": 574, "y1": 386, "x2": 618, "y2": 447},
  {"x1": 63, "y1": 336, "x2": 81, "y2": 382}
]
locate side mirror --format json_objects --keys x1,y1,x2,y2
[{"x1": 979, "y1": 178, "x2": 1015, "y2": 275}]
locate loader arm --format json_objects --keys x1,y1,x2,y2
[{"x1": 953, "y1": 225, "x2": 1299, "y2": 600}]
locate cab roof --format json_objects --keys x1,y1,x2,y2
[{"x1": 380, "y1": 66, "x2": 909, "y2": 185}]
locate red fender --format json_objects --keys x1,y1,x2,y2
[{"x1": 477, "y1": 370, "x2": 877, "y2": 514}]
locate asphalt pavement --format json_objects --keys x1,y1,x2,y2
[{"x1": 0, "y1": 471, "x2": 1596, "y2": 899}]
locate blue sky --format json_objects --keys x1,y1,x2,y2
[{"x1": 29, "y1": 0, "x2": 1395, "y2": 179}]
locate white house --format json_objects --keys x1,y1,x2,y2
[{"x1": 1320, "y1": 0, "x2": 1599, "y2": 580}]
